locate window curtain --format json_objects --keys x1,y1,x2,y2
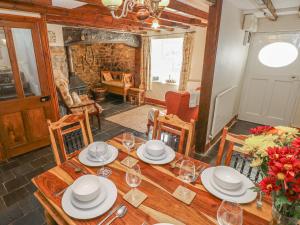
[
  {"x1": 178, "y1": 32, "x2": 195, "y2": 91},
  {"x1": 139, "y1": 36, "x2": 151, "y2": 91}
]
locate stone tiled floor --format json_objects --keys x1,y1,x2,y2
[{"x1": 0, "y1": 94, "x2": 259, "y2": 224}]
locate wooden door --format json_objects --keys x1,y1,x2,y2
[
  {"x1": 239, "y1": 32, "x2": 300, "y2": 126},
  {"x1": 0, "y1": 17, "x2": 57, "y2": 159}
]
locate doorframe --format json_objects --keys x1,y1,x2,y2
[
  {"x1": 0, "y1": 14, "x2": 60, "y2": 122},
  {"x1": 0, "y1": 14, "x2": 60, "y2": 159},
  {"x1": 195, "y1": 0, "x2": 223, "y2": 153}
]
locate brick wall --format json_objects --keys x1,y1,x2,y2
[
  {"x1": 70, "y1": 43, "x2": 137, "y2": 88},
  {"x1": 50, "y1": 46, "x2": 69, "y2": 80}
]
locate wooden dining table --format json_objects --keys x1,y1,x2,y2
[{"x1": 32, "y1": 133, "x2": 272, "y2": 225}]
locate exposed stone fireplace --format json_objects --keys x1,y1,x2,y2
[
  {"x1": 63, "y1": 27, "x2": 141, "y2": 89},
  {"x1": 69, "y1": 43, "x2": 136, "y2": 88}
]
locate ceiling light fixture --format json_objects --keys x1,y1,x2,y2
[
  {"x1": 151, "y1": 18, "x2": 160, "y2": 29},
  {"x1": 102, "y1": 0, "x2": 169, "y2": 20}
]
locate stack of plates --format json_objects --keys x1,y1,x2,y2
[
  {"x1": 62, "y1": 175, "x2": 117, "y2": 219},
  {"x1": 201, "y1": 166, "x2": 257, "y2": 204},
  {"x1": 79, "y1": 142, "x2": 118, "y2": 167},
  {"x1": 137, "y1": 140, "x2": 175, "y2": 164}
]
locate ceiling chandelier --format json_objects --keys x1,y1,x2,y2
[{"x1": 101, "y1": 0, "x2": 170, "y2": 21}]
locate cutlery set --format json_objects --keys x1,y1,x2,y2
[{"x1": 97, "y1": 204, "x2": 127, "y2": 225}]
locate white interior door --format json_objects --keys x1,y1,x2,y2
[{"x1": 239, "y1": 32, "x2": 300, "y2": 126}]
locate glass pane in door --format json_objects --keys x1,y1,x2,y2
[
  {"x1": 11, "y1": 28, "x2": 41, "y2": 97},
  {"x1": 0, "y1": 28, "x2": 17, "y2": 101}
]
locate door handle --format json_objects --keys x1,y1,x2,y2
[{"x1": 40, "y1": 95, "x2": 51, "y2": 102}]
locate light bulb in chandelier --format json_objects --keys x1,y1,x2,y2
[
  {"x1": 152, "y1": 19, "x2": 160, "y2": 29},
  {"x1": 101, "y1": 0, "x2": 123, "y2": 11},
  {"x1": 158, "y1": 0, "x2": 170, "y2": 7}
]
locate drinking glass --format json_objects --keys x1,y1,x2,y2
[
  {"x1": 122, "y1": 132, "x2": 135, "y2": 166},
  {"x1": 125, "y1": 164, "x2": 142, "y2": 200},
  {"x1": 217, "y1": 200, "x2": 243, "y2": 225},
  {"x1": 178, "y1": 159, "x2": 195, "y2": 197}
]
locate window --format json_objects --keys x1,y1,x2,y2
[
  {"x1": 258, "y1": 42, "x2": 298, "y2": 68},
  {"x1": 151, "y1": 37, "x2": 184, "y2": 84}
]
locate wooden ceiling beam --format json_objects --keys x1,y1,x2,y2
[
  {"x1": 72, "y1": 0, "x2": 208, "y2": 21},
  {"x1": 0, "y1": 1, "x2": 189, "y2": 30},
  {"x1": 73, "y1": 5, "x2": 191, "y2": 29},
  {"x1": 46, "y1": 13, "x2": 165, "y2": 33},
  {"x1": 167, "y1": 0, "x2": 208, "y2": 20},
  {"x1": 9, "y1": 0, "x2": 51, "y2": 6},
  {"x1": 160, "y1": 11, "x2": 206, "y2": 27},
  {"x1": 260, "y1": 0, "x2": 278, "y2": 21}
]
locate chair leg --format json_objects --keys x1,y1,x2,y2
[
  {"x1": 96, "y1": 114, "x2": 101, "y2": 130},
  {"x1": 146, "y1": 122, "x2": 151, "y2": 137}
]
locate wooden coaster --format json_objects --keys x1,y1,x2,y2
[
  {"x1": 172, "y1": 185, "x2": 196, "y2": 205},
  {"x1": 123, "y1": 189, "x2": 147, "y2": 208},
  {"x1": 121, "y1": 156, "x2": 139, "y2": 168}
]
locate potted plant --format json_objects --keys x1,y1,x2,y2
[{"x1": 242, "y1": 126, "x2": 300, "y2": 225}]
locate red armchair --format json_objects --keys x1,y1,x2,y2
[
  {"x1": 147, "y1": 91, "x2": 199, "y2": 135},
  {"x1": 165, "y1": 91, "x2": 199, "y2": 122}
]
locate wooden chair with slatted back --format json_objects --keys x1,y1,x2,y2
[
  {"x1": 47, "y1": 110, "x2": 93, "y2": 165},
  {"x1": 152, "y1": 110, "x2": 195, "y2": 157},
  {"x1": 216, "y1": 127, "x2": 262, "y2": 183}
]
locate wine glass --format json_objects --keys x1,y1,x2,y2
[
  {"x1": 122, "y1": 132, "x2": 135, "y2": 166},
  {"x1": 217, "y1": 200, "x2": 243, "y2": 225},
  {"x1": 125, "y1": 164, "x2": 142, "y2": 200},
  {"x1": 178, "y1": 159, "x2": 195, "y2": 197}
]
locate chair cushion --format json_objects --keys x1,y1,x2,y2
[
  {"x1": 102, "y1": 80, "x2": 124, "y2": 87},
  {"x1": 102, "y1": 71, "x2": 113, "y2": 81},
  {"x1": 148, "y1": 108, "x2": 166, "y2": 122},
  {"x1": 56, "y1": 79, "x2": 73, "y2": 107}
]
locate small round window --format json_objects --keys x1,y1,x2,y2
[{"x1": 258, "y1": 42, "x2": 298, "y2": 68}]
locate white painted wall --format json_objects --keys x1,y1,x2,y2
[
  {"x1": 47, "y1": 24, "x2": 65, "y2": 47},
  {"x1": 207, "y1": 0, "x2": 250, "y2": 139},
  {"x1": 257, "y1": 14, "x2": 300, "y2": 33}
]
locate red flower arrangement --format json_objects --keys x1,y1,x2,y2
[
  {"x1": 250, "y1": 125, "x2": 274, "y2": 135},
  {"x1": 247, "y1": 126, "x2": 300, "y2": 220},
  {"x1": 292, "y1": 137, "x2": 300, "y2": 149},
  {"x1": 259, "y1": 176, "x2": 280, "y2": 195}
]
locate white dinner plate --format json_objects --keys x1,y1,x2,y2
[
  {"x1": 137, "y1": 144, "x2": 175, "y2": 165},
  {"x1": 71, "y1": 186, "x2": 107, "y2": 209},
  {"x1": 141, "y1": 145, "x2": 168, "y2": 161},
  {"x1": 201, "y1": 167, "x2": 257, "y2": 204},
  {"x1": 79, "y1": 145, "x2": 118, "y2": 167},
  {"x1": 62, "y1": 177, "x2": 117, "y2": 219},
  {"x1": 86, "y1": 150, "x2": 112, "y2": 162},
  {"x1": 209, "y1": 177, "x2": 246, "y2": 197}
]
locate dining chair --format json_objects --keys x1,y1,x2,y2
[
  {"x1": 47, "y1": 110, "x2": 93, "y2": 165},
  {"x1": 216, "y1": 127, "x2": 262, "y2": 183},
  {"x1": 152, "y1": 110, "x2": 195, "y2": 156}
]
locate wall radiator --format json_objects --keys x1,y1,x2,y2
[{"x1": 210, "y1": 86, "x2": 238, "y2": 139}]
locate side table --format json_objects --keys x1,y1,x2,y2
[
  {"x1": 92, "y1": 87, "x2": 107, "y2": 103},
  {"x1": 128, "y1": 88, "x2": 145, "y2": 106}
]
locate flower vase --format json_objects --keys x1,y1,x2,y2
[{"x1": 272, "y1": 205, "x2": 298, "y2": 225}]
